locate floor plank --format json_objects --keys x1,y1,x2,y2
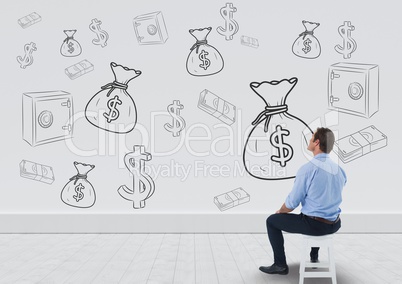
[{"x1": 0, "y1": 233, "x2": 400, "y2": 284}]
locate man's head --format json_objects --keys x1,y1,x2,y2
[{"x1": 308, "y1": 127, "x2": 335, "y2": 154}]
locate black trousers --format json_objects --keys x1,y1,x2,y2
[{"x1": 266, "y1": 213, "x2": 341, "y2": 266}]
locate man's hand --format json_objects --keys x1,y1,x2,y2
[{"x1": 276, "y1": 203, "x2": 293, "y2": 214}]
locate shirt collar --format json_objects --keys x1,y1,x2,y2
[{"x1": 314, "y1": 153, "x2": 329, "y2": 159}]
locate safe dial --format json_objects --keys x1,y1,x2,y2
[
  {"x1": 348, "y1": 82, "x2": 364, "y2": 100},
  {"x1": 38, "y1": 110, "x2": 54, "y2": 128}
]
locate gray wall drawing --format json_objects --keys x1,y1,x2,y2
[
  {"x1": 61, "y1": 161, "x2": 96, "y2": 208},
  {"x1": 118, "y1": 145, "x2": 155, "y2": 209},
  {"x1": 198, "y1": 89, "x2": 236, "y2": 125},
  {"x1": 241, "y1": 35, "x2": 259, "y2": 48},
  {"x1": 85, "y1": 62, "x2": 142, "y2": 134},
  {"x1": 17, "y1": 42, "x2": 37, "y2": 69},
  {"x1": 65, "y1": 59, "x2": 94, "y2": 80},
  {"x1": 334, "y1": 21, "x2": 357, "y2": 59},
  {"x1": 214, "y1": 187, "x2": 250, "y2": 211},
  {"x1": 89, "y1": 18, "x2": 109, "y2": 48},
  {"x1": 186, "y1": 27, "x2": 224, "y2": 76},
  {"x1": 60, "y1": 30, "x2": 82, "y2": 57},
  {"x1": 217, "y1": 3, "x2": 239, "y2": 41},
  {"x1": 18, "y1": 12, "x2": 41, "y2": 29},
  {"x1": 243, "y1": 77, "x2": 313, "y2": 180},
  {"x1": 133, "y1": 11, "x2": 168, "y2": 45},
  {"x1": 292, "y1": 20, "x2": 321, "y2": 59},
  {"x1": 334, "y1": 125, "x2": 387, "y2": 163},
  {"x1": 22, "y1": 91, "x2": 73, "y2": 147},
  {"x1": 164, "y1": 100, "x2": 185, "y2": 137},
  {"x1": 20, "y1": 160, "x2": 54, "y2": 184},
  {"x1": 328, "y1": 62, "x2": 379, "y2": 118}
]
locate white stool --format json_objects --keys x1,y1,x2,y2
[{"x1": 299, "y1": 234, "x2": 337, "y2": 284}]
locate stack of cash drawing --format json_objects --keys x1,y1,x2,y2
[
  {"x1": 333, "y1": 125, "x2": 387, "y2": 163},
  {"x1": 198, "y1": 89, "x2": 236, "y2": 125},
  {"x1": 214, "y1": 187, "x2": 250, "y2": 211},
  {"x1": 20, "y1": 160, "x2": 55, "y2": 184}
]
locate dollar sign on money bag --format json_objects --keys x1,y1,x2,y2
[
  {"x1": 217, "y1": 3, "x2": 239, "y2": 41},
  {"x1": 164, "y1": 100, "x2": 186, "y2": 137},
  {"x1": 85, "y1": 62, "x2": 142, "y2": 134},
  {"x1": 118, "y1": 145, "x2": 155, "y2": 209},
  {"x1": 60, "y1": 30, "x2": 82, "y2": 57},
  {"x1": 334, "y1": 21, "x2": 357, "y2": 59},
  {"x1": 292, "y1": 20, "x2": 321, "y2": 59},
  {"x1": 89, "y1": 18, "x2": 109, "y2": 48},
  {"x1": 243, "y1": 78, "x2": 313, "y2": 180},
  {"x1": 17, "y1": 42, "x2": 37, "y2": 69},
  {"x1": 186, "y1": 27, "x2": 224, "y2": 76},
  {"x1": 61, "y1": 161, "x2": 96, "y2": 208}
]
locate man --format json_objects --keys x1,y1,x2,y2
[{"x1": 259, "y1": 127, "x2": 347, "y2": 275}]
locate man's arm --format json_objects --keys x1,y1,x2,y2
[{"x1": 276, "y1": 202, "x2": 293, "y2": 214}]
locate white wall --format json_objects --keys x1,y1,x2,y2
[{"x1": 1, "y1": 0, "x2": 401, "y2": 232}]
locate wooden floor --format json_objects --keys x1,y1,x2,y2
[{"x1": 0, "y1": 234, "x2": 401, "y2": 284}]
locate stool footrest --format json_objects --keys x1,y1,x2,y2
[
  {"x1": 303, "y1": 271, "x2": 334, "y2": 278},
  {"x1": 304, "y1": 261, "x2": 330, "y2": 268}
]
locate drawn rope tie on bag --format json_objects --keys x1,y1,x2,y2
[
  {"x1": 299, "y1": 30, "x2": 313, "y2": 40},
  {"x1": 190, "y1": 39, "x2": 208, "y2": 53},
  {"x1": 251, "y1": 105, "x2": 288, "y2": 133},
  {"x1": 101, "y1": 81, "x2": 128, "y2": 97},
  {"x1": 69, "y1": 173, "x2": 87, "y2": 185}
]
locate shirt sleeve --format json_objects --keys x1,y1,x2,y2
[{"x1": 285, "y1": 165, "x2": 309, "y2": 210}]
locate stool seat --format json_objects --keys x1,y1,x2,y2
[{"x1": 299, "y1": 234, "x2": 337, "y2": 284}]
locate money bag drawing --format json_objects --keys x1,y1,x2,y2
[
  {"x1": 186, "y1": 27, "x2": 224, "y2": 76},
  {"x1": 60, "y1": 30, "x2": 82, "y2": 57},
  {"x1": 61, "y1": 161, "x2": 96, "y2": 208},
  {"x1": 243, "y1": 78, "x2": 313, "y2": 180},
  {"x1": 85, "y1": 62, "x2": 142, "y2": 134},
  {"x1": 292, "y1": 21, "x2": 321, "y2": 59}
]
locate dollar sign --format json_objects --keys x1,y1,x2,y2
[
  {"x1": 67, "y1": 42, "x2": 74, "y2": 54},
  {"x1": 270, "y1": 125, "x2": 294, "y2": 167},
  {"x1": 334, "y1": 21, "x2": 357, "y2": 59},
  {"x1": 217, "y1": 3, "x2": 239, "y2": 40},
  {"x1": 118, "y1": 145, "x2": 155, "y2": 209},
  {"x1": 16, "y1": 42, "x2": 37, "y2": 69},
  {"x1": 89, "y1": 18, "x2": 109, "y2": 48},
  {"x1": 164, "y1": 100, "x2": 186, "y2": 137},
  {"x1": 199, "y1": 50, "x2": 211, "y2": 70},
  {"x1": 302, "y1": 38, "x2": 312, "y2": 54},
  {"x1": 103, "y1": 95, "x2": 122, "y2": 123},
  {"x1": 73, "y1": 183, "x2": 85, "y2": 202}
]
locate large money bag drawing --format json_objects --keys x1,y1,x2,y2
[
  {"x1": 60, "y1": 30, "x2": 82, "y2": 57},
  {"x1": 186, "y1": 27, "x2": 224, "y2": 76},
  {"x1": 292, "y1": 21, "x2": 321, "y2": 59},
  {"x1": 243, "y1": 78, "x2": 313, "y2": 180},
  {"x1": 85, "y1": 62, "x2": 142, "y2": 134},
  {"x1": 61, "y1": 161, "x2": 96, "y2": 208}
]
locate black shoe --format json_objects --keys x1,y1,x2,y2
[
  {"x1": 259, "y1": 264, "x2": 289, "y2": 275},
  {"x1": 310, "y1": 255, "x2": 319, "y2": 263}
]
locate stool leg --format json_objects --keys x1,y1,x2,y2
[
  {"x1": 328, "y1": 242, "x2": 337, "y2": 284},
  {"x1": 299, "y1": 238, "x2": 308, "y2": 284}
]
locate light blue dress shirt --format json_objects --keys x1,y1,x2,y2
[{"x1": 285, "y1": 153, "x2": 347, "y2": 221}]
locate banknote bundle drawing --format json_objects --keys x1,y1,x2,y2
[
  {"x1": 65, "y1": 59, "x2": 94, "y2": 80},
  {"x1": 241, "y1": 35, "x2": 259, "y2": 48},
  {"x1": 198, "y1": 89, "x2": 236, "y2": 125},
  {"x1": 20, "y1": 160, "x2": 55, "y2": 184},
  {"x1": 334, "y1": 125, "x2": 387, "y2": 163},
  {"x1": 18, "y1": 12, "x2": 41, "y2": 29},
  {"x1": 214, "y1": 187, "x2": 250, "y2": 211}
]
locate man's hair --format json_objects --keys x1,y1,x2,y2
[{"x1": 313, "y1": 127, "x2": 335, "y2": 153}]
